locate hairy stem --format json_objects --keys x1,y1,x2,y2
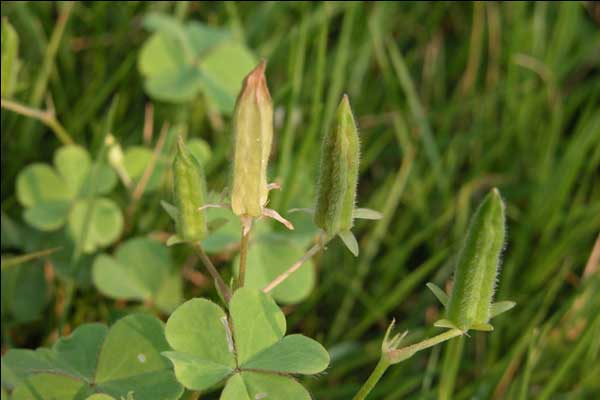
[
  {"x1": 263, "y1": 239, "x2": 326, "y2": 293},
  {"x1": 238, "y1": 227, "x2": 250, "y2": 288},
  {"x1": 352, "y1": 357, "x2": 390, "y2": 400},
  {"x1": 388, "y1": 329, "x2": 463, "y2": 361},
  {"x1": 192, "y1": 242, "x2": 231, "y2": 303},
  {"x1": 353, "y1": 329, "x2": 463, "y2": 400}
]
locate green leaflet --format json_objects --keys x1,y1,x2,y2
[
  {"x1": 314, "y1": 95, "x2": 360, "y2": 236},
  {"x1": 3, "y1": 314, "x2": 183, "y2": 400},
  {"x1": 92, "y1": 237, "x2": 183, "y2": 313},
  {"x1": 173, "y1": 136, "x2": 207, "y2": 241},
  {"x1": 231, "y1": 61, "x2": 274, "y2": 217},
  {"x1": 445, "y1": 188, "x2": 511, "y2": 331},
  {"x1": 163, "y1": 288, "x2": 329, "y2": 398}
]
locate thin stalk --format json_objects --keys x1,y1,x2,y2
[
  {"x1": 353, "y1": 329, "x2": 463, "y2": 400},
  {"x1": 238, "y1": 228, "x2": 250, "y2": 288},
  {"x1": 389, "y1": 329, "x2": 463, "y2": 361},
  {"x1": 352, "y1": 357, "x2": 390, "y2": 400},
  {"x1": 192, "y1": 242, "x2": 231, "y2": 303},
  {"x1": 1, "y1": 98, "x2": 74, "y2": 145},
  {"x1": 263, "y1": 239, "x2": 326, "y2": 293}
]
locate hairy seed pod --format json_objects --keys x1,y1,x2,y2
[
  {"x1": 446, "y1": 188, "x2": 506, "y2": 330},
  {"x1": 173, "y1": 136, "x2": 207, "y2": 241},
  {"x1": 231, "y1": 61, "x2": 273, "y2": 217},
  {"x1": 314, "y1": 95, "x2": 360, "y2": 235}
]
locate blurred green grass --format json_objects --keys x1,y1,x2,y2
[{"x1": 1, "y1": 2, "x2": 599, "y2": 399}]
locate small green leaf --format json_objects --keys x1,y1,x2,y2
[
  {"x1": 222, "y1": 371, "x2": 311, "y2": 400},
  {"x1": 230, "y1": 288, "x2": 286, "y2": 365},
  {"x1": 4, "y1": 314, "x2": 183, "y2": 400},
  {"x1": 68, "y1": 198, "x2": 123, "y2": 253},
  {"x1": 353, "y1": 208, "x2": 383, "y2": 220},
  {"x1": 166, "y1": 234, "x2": 185, "y2": 247},
  {"x1": 163, "y1": 298, "x2": 235, "y2": 391},
  {"x1": 433, "y1": 319, "x2": 457, "y2": 329},
  {"x1": 426, "y1": 282, "x2": 449, "y2": 308},
  {"x1": 490, "y1": 301, "x2": 516, "y2": 318},
  {"x1": 241, "y1": 334, "x2": 329, "y2": 374},
  {"x1": 55, "y1": 145, "x2": 92, "y2": 197},
  {"x1": 92, "y1": 238, "x2": 182, "y2": 313},
  {"x1": 161, "y1": 200, "x2": 180, "y2": 223},
  {"x1": 16, "y1": 164, "x2": 70, "y2": 208},
  {"x1": 338, "y1": 230, "x2": 359, "y2": 256},
  {"x1": 471, "y1": 323, "x2": 494, "y2": 332},
  {"x1": 23, "y1": 201, "x2": 70, "y2": 231}
]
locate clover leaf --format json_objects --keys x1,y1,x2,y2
[
  {"x1": 3, "y1": 314, "x2": 183, "y2": 400},
  {"x1": 163, "y1": 288, "x2": 329, "y2": 399},
  {"x1": 16, "y1": 145, "x2": 122, "y2": 253},
  {"x1": 92, "y1": 237, "x2": 183, "y2": 313},
  {"x1": 138, "y1": 13, "x2": 256, "y2": 114},
  {"x1": 1, "y1": 260, "x2": 49, "y2": 324}
]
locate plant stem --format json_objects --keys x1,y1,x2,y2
[
  {"x1": 353, "y1": 329, "x2": 463, "y2": 400},
  {"x1": 1, "y1": 98, "x2": 74, "y2": 145},
  {"x1": 192, "y1": 242, "x2": 231, "y2": 303},
  {"x1": 352, "y1": 357, "x2": 390, "y2": 400},
  {"x1": 263, "y1": 240, "x2": 326, "y2": 293},
  {"x1": 388, "y1": 329, "x2": 463, "y2": 361},
  {"x1": 238, "y1": 227, "x2": 250, "y2": 288}
]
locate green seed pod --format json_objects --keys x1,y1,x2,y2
[
  {"x1": 446, "y1": 188, "x2": 506, "y2": 331},
  {"x1": 173, "y1": 136, "x2": 207, "y2": 241},
  {"x1": 314, "y1": 95, "x2": 360, "y2": 236},
  {"x1": 231, "y1": 61, "x2": 273, "y2": 217}
]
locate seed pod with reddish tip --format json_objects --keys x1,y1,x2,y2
[
  {"x1": 231, "y1": 60, "x2": 273, "y2": 217},
  {"x1": 314, "y1": 95, "x2": 360, "y2": 236},
  {"x1": 446, "y1": 188, "x2": 506, "y2": 331},
  {"x1": 173, "y1": 136, "x2": 207, "y2": 241}
]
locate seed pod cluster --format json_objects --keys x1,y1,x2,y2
[
  {"x1": 314, "y1": 95, "x2": 360, "y2": 236},
  {"x1": 231, "y1": 61, "x2": 273, "y2": 217},
  {"x1": 173, "y1": 136, "x2": 207, "y2": 241},
  {"x1": 446, "y1": 188, "x2": 506, "y2": 330}
]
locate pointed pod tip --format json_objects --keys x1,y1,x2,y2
[
  {"x1": 339, "y1": 94, "x2": 352, "y2": 110},
  {"x1": 247, "y1": 59, "x2": 267, "y2": 81}
]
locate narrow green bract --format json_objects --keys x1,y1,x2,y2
[
  {"x1": 231, "y1": 61, "x2": 273, "y2": 217},
  {"x1": 173, "y1": 136, "x2": 207, "y2": 241},
  {"x1": 314, "y1": 95, "x2": 360, "y2": 235},
  {"x1": 446, "y1": 188, "x2": 506, "y2": 330}
]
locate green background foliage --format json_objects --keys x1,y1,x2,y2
[{"x1": 1, "y1": 2, "x2": 599, "y2": 399}]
